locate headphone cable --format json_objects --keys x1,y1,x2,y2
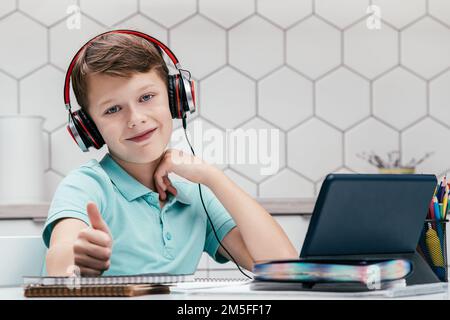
[{"x1": 182, "y1": 117, "x2": 253, "y2": 280}]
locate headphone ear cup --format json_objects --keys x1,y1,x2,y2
[
  {"x1": 76, "y1": 110, "x2": 105, "y2": 149},
  {"x1": 71, "y1": 111, "x2": 92, "y2": 150},
  {"x1": 168, "y1": 75, "x2": 179, "y2": 119},
  {"x1": 177, "y1": 76, "x2": 189, "y2": 115}
]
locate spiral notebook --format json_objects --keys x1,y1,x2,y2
[
  {"x1": 23, "y1": 273, "x2": 194, "y2": 286},
  {"x1": 23, "y1": 274, "x2": 250, "y2": 297},
  {"x1": 24, "y1": 284, "x2": 170, "y2": 298}
]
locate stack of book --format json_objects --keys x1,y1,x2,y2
[{"x1": 251, "y1": 259, "x2": 412, "y2": 292}]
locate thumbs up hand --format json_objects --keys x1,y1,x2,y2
[{"x1": 73, "y1": 202, "x2": 113, "y2": 276}]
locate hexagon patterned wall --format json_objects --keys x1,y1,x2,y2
[{"x1": 1, "y1": 0, "x2": 450, "y2": 201}]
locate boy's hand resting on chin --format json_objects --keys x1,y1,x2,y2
[
  {"x1": 73, "y1": 202, "x2": 113, "y2": 276},
  {"x1": 153, "y1": 148, "x2": 218, "y2": 201}
]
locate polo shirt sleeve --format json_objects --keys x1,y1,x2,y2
[
  {"x1": 42, "y1": 167, "x2": 107, "y2": 248},
  {"x1": 202, "y1": 184, "x2": 237, "y2": 264}
]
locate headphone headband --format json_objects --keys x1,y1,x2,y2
[{"x1": 63, "y1": 29, "x2": 182, "y2": 110}]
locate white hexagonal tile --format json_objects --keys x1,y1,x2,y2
[
  {"x1": 286, "y1": 16, "x2": 340, "y2": 79},
  {"x1": 402, "y1": 118, "x2": 450, "y2": 174},
  {"x1": 200, "y1": 67, "x2": 255, "y2": 129},
  {"x1": 402, "y1": 17, "x2": 450, "y2": 79},
  {"x1": 80, "y1": 0, "x2": 137, "y2": 27},
  {"x1": 50, "y1": 14, "x2": 105, "y2": 70},
  {"x1": 259, "y1": 168, "x2": 314, "y2": 198},
  {"x1": 344, "y1": 19, "x2": 398, "y2": 79},
  {"x1": 257, "y1": 0, "x2": 312, "y2": 28},
  {"x1": 315, "y1": 0, "x2": 370, "y2": 28},
  {"x1": 139, "y1": 0, "x2": 196, "y2": 28},
  {"x1": 0, "y1": 72, "x2": 18, "y2": 115},
  {"x1": 430, "y1": 70, "x2": 450, "y2": 125},
  {"x1": 258, "y1": 67, "x2": 313, "y2": 130},
  {"x1": 199, "y1": 0, "x2": 254, "y2": 28},
  {"x1": 0, "y1": 12, "x2": 47, "y2": 78},
  {"x1": 373, "y1": 67, "x2": 426, "y2": 130},
  {"x1": 170, "y1": 118, "x2": 227, "y2": 171},
  {"x1": 429, "y1": 0, "x2": 450, "y2": 26},
  {"x1": 316, "y1": 67, "x2": 370, "y2": 130},
  {"x1": 287, "y1": 118, "x2": 342, "y2": 181},
  {"x1": 345, "y1": 118, "x2": 399, "y2": 173},
  {"x1": 42, "y1": 131, "x2": 50, "y2": 171},
  {"x1": 19, "y1": 0, "x2": 77, "y2": 26},
  {"x1": 372, "y1": 0, "x2": 426, "y2": 29},
  {"x1": 44, "y1": 170, "x2": 63, "y2": 201},
  {"x1": 20, "y1": 66, "x2": 67, "y2": 131},
  {"x1": 51, "y1": 125, "x2": 108, "y2": 175},
  {"x1": 229, "y1": 16, "x2": 283, "y2": 79},
  {"x1": 112, "y1": 14, "x2": 167, "y2": 44},
  {"x1": 170, "y1": 16, "x2": 226, "y2": 79},
  {"x1": 223, "y1": 169, "x2": 257, "y2": 197},
  {"x1": 229, "y1": 118, "x2": 285, "y2": 182},
  {"x1": 0, "y1": 0, "x2": 15, "y2": 17}
]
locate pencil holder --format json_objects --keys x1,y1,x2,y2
[{"x1": 417, "y1": 219, "x2": 448, "y2": 282}]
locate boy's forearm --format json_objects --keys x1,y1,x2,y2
[
  {"x1": 46, "y1": 242, "x2": 76, "y2": 276},
  {"x1": 203, "y1": 167, "x2": 298, "y2": 262}
]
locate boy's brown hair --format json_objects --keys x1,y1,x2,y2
[{"x1": 71, "y1": 33, "x2": 169, "y2": 113}]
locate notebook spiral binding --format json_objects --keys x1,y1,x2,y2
[
  {"x1": 23, "y1": 274, "x2": 194, "y2": 286},
  {"x1": 194, "y1": 277, "x2": 250, "y2": 282}
]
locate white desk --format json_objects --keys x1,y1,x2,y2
[{"x1": 0, "y1": 281, "x2": 448, "y2": 300}]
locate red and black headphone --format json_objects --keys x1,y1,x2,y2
[{"x1": 64, "y1": 29, "x2": 197, "y2": 152}]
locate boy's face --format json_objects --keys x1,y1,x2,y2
[{"x1": 87, "y1": 69, "x2": 173, "y2": 164}]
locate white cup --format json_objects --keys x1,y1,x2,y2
[{"x1": 0, "y1": 115, "x2": 45, "y2": 204}]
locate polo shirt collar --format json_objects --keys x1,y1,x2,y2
[{"x1": 99, "y1": 153, "x2": 192, "y2": 205}]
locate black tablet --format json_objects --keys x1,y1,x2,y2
[{"x1": 300, "y1": 174, "x2": 437, "y2": 257}]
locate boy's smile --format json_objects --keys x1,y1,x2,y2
[
  {"x1": 126, "y1": 127, "x2": 158, "y2": 143},
  {"x1": 86, "y1": 69, "x2": 173, "y2": 165}
]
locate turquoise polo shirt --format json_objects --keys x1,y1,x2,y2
[{"x1": 42, "y1": 153, "x2": 237, "y2": 276}]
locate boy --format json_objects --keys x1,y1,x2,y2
[{"x1": 44, "y1": 32, "x2": 298, "y2": 276}]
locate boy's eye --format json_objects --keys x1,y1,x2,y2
[
  {"x1": 105, "y1": 105, "x2": 120, "y2": 115},
  {"x1": 140, "y1": 94, "x2": 154, "y2": 102}
]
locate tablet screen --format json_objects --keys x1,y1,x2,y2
[{"x1": 300, "y1": 174, "x2": 437, "y2": 257}]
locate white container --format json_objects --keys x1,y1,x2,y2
[{"x1": 0, "y1": 115, "x2": 45, "y2": 204}]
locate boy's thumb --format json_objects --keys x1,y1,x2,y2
[{"x1": 86, "y1": 202, "x2": 111, "y2": 235}]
